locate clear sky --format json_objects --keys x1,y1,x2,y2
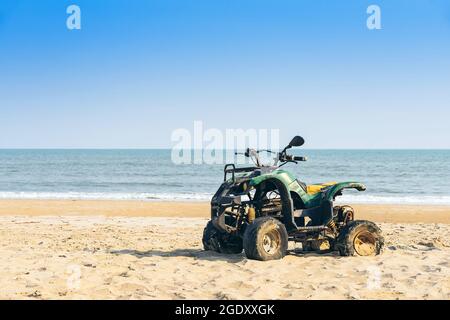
[{"x1": 1, "y1": 0, "x2": 449, "y2": 148}]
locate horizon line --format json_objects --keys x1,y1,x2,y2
[{"x1": 0, "y1": 148, "x2": 449, "y2": 151}]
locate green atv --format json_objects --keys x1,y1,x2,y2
[{"x1": 202, "y1": 136, "x2": 384, "y2": 261}]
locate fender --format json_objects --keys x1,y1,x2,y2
[
  {"x1": 249, "y1": 174, "x2": 298, "y2": 232},
  {"x1": 249, "y1": 169, "x2": 296, "y2": 189},
  {"x1": 324, "y1": 182, "x2": 366, "y2": 201}
]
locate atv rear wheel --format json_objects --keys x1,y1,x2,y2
[
  {"x1": 243, "y1": 217, "x2": 288, "y2": 261},
  {"x1": 336, "y1": 220, "x2": 384, "y2": 256},
  {"x1": 202, "y1": 221, "x2": 243, "y2": 254}
]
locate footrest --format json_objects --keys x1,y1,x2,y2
[{"x1": 295, "y1": 226, "x2": 328, "y2": 232}]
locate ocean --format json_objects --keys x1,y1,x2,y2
[{"x1": 0, "y1": 149, "x2": 449, "y2": 205}]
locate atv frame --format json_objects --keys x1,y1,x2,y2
[{"x1": 203, "y1": 136, "x2": 384, "y2": 261}]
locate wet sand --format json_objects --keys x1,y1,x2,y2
[{"x1": 0, "y1": 200, "x2": 449, "y2": 223}]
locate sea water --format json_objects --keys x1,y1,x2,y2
[{"x1": 0, "y1": 149, "x2": 449, "y2": 205}]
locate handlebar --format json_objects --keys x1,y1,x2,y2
[
  {"x1": 280, "y1": 154, "x2": 308, "y2": 162},
  {"x1": 235, "y1": 149, "x2": 276, "y2": 156},
  {"x1": 235, "y1": 148, "x2": 307, "y2": 166}
]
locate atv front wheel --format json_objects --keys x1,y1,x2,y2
[
  {"x1": 202, "y1": 221, "x2": 243, "y2": 254},
  {"x1": 336, "y1": 220, "x2": 384, "y2": 256},
  {"x1": 243, "y1": 217, "x2": 288, "y2": 261}
]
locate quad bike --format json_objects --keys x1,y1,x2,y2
[{"x1": 202, "y1": 136, "x2": 384, "y2": 261}]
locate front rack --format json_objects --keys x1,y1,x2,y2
[{"x1": 223, "y1": 164, "x2": 259, "y2": 182}]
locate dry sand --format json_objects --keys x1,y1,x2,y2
[{"x1": 0, "y1": 200, "x2": 449, "y2": 299}]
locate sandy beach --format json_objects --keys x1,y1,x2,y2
[{"x1": 0, "y1": 200, "x2": 449, "y2": 299}]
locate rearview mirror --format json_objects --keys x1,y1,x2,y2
[{"x1": 288, "y1": 136, "x2": 305, "y2": 148}]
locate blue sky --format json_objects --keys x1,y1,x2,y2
[{"x1": 1, "y1": 0, "x2": 449, "y2": 148}]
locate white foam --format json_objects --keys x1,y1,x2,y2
[
  {"x1": 0, "y1": 191, "x2": 211, "y2": 201},
  {"x1": 0, "y1": 191, "x2": 449, "y2": 205}
]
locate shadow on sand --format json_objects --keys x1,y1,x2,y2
[
  {"x1": 110, "y1": 248, "x2": 246, "y2": 262},
  {"x1": 110, "y1": 248, "x2": 339, "y2": 262}
]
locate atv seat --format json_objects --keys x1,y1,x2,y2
[
  {"x1": 296, "y1": 180, "x2": 337, "y2": 195},
  {"x1": 306, "y1": 182, "x2": 337, "y2": 195}
]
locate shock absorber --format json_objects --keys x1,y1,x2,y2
[
  {"x1": 247, "y1": 205, "x2": 256, "y2": 223},
  {"x1": 327, "y1": 219, "x2": 337, "y2": 232}
]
